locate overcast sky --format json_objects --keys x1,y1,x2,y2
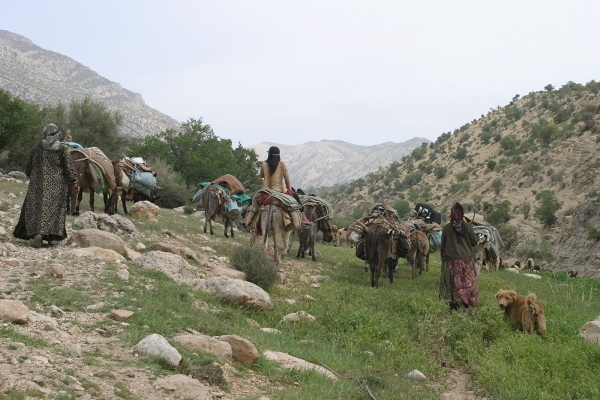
[{"x1": 3, "y1": 1, "x2": 599, "y2": 147}]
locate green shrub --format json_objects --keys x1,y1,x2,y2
[
  {"x1": 534, "y1": 190, "x2": 563, "y2": 226},
  {"x1": 520, "y1": 201, "x2": 531, "y2": 219},
  {"x1": 393, "y1": 200, "x2": 411, "y2": 219},
  {"x1": 485, "y1": 200, "x2": 511, "y2": 225},
  {"x1": 434, "y1": 166, "x2": 447, "y2": 179},
  {"x1": 491, "y1": 178, "x2": 503, "y2": 195},
  {"x1": 146, "y1": 157, "x2": 188, "y2": 209},
  {"x1": 516, "y1": 238, "x2": 555, "y2": 261},
  {"x1": 586, "y1": 225, "x2": 600, "y2": 242},
  {"x1": 454, "y1": 147, "x2": 468, "y2": 160},
  {"x1": 230, "y1": 246, "x2": 278, "y2": 291},
  {"x1": 497, "y1": 224, "x2": 518, "y2": 250}
]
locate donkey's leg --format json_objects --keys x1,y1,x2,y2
[
  {"x1": 104, "y1": 190, "x2": 111, "y2": 214},
  {"x1": 71, "y1": 184, "x2": 80, "y2": 216},
  {"x1": 75, "y1": 189, "x2": 85, "y2": 215},
  {"x1": 224, "y1": 218, "x2": 230, "y2": 238},
  {"x1": 89, "y1": 188, "x2": 95, "y2": 213},
  {"x1": 121, "y1": 190, "x2": 129, "y2": 214}
]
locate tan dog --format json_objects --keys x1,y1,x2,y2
[{"x1": 495, "y1": 289, "x2": 547, "y2": 337}]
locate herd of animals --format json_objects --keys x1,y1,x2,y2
[
  {"x1": 198, "y1": 186, "x2": 548, "y2": 337},
  {"x1": 66, "y1": 146, "x2": 159, "y2": 217},
  {"x1": 68, "y1": 151, "x2": 549, "y2": 338}
]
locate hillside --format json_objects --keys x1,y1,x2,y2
[
  {"x1": 0, "y1": 30, "x2": 180, "y2": 138},
  {"x1": 251, "y1": 138, "x2": 429, "y2": 189},
  {"x1": 322, "y1": 82, "x2": 600, "y2": 275}
]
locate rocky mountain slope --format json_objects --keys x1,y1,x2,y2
[
  {"x1": 0, "y1": 30, "x2": 180, "y2": 138},
  {"x1": 324, "y1": 82, "x2": 600, "y2": 275},
  {"x1": 251, "y1": 138, "x2": 429, "y2": 189}
]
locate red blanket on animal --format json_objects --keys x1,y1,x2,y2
[{"x1": 211, "y1": 174, "x2": 244, "y2": 195}]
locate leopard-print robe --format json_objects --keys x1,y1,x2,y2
[{"x1": 13, "y1": 139, "x2": 77, "y2": 241}]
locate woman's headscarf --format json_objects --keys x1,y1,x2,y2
[
  {"x1": 450, "y1": 202, "x2": 465, "y2": 235},
  {"x1": 266, "y1": 146, "x2": 281, "y2": 175},
  {"x1": 41, "y1": 123, "x2": 62, "y2": 151}
]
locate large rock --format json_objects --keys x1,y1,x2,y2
[
  {"x1": 70, "y1": 247, "x2": 127, "y2": 262},
  {"x1": 73, "y1": 212, "x2": 140, "y2": 236},
  {"x1": 150, "y1": 242, "x2": 199, "y2": 262},
  {"x1": 7, "y1": 171, "x2": 27, "y2": 181},
  {"x1": 263, "y1": 350, "x2": 337, "y2": 379},
  {"x1": 68, "y1": 229, "x2": 127, "y2": 255},
  {"x1": 129, "y1": 201, "x2": 159, "y2": 219},
  {"x1": 218, "y1": 334, "x2": 259, "y2": 366},
  {"x1": 133, "y1": 333, "x2": 181, "y2": 366},
  {"x1": 580, "y1": 316, "x2": 600, "y2": 345},
  {"x1": 133, "y1": 251, "x2": 203, "y2": 287},
  {"x1": 153, "y1": 374, "x2": 211, "y2": 399},
  {"x1": 198, "y1": 276, "x2": 272, "y2": 310},
  {"x1": 0, "y1": 299, "x2": 29, "y2": 324},
  {"x1": 172, "y1": 334, "x2": 233, "y2": 365}
]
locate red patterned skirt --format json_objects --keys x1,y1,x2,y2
[{"x1": 447, "y1": 258, "x2": 479, "y2": 307}]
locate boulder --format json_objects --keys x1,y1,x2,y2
[
  {"x1": 198, "y1": 276, "x2": 271, "y2": 309},
  {"x1": 133, "y1": 251, "x2": 203, "y2": 287},
  {"x1": 172, "y1": 334, "x2": 233, "y2": 365},
  {"x1": 133, "y1": 333, "x2": 181, "y2": 366},
  {"x1": 68, "y1": 229, "x2": 127, "y2": 255}
]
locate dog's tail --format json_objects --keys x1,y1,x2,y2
[
  {"x1": 526, "y1": 293, "x2": 540, "y2": 313},
  {"x1": 526, "y1": 293, "x2": 547, "y2": 337}
]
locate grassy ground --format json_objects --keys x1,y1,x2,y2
[
  {"x1": 2, "y1": 179, "x2": 600, "y2": 399},
  {"x1": 132, "y1": 214, "x2": 600, "y2": 399}
]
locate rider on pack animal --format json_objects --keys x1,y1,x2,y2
[{"x1": 242, "y1": 146, "x2": 300, "y2": 227}]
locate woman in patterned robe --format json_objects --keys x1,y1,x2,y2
[
  {"x1": 13, "y1": 124, "x2": 79, "y2": 247},
  {"x1": 438, "y1": 203, "x2": 479, "y2": 310}
]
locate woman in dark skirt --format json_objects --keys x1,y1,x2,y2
[
  {"x1": 439, "y1": 203, "x2": 479, "y2": 310},
  {"x1": 13, "y1": 123, "x2": 79, "y2": 248}
]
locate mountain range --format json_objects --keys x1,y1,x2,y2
[
  {"x1": 0, "y1": 29, "x2": 426, "y2": 189},
  {"x1": 0, "y1": 30, "x2": 181, "y2": 137},
  {"x1": 251, "y1": 138, "x2": 429, "y2": 188}
]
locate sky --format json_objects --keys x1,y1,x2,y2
[{"x1": 3, "y1": 1, "x2": 600, "y2": 148}]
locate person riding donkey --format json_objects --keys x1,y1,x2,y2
[{"x1": 242, "y1": 146, "x2": 306, "y2": 229}]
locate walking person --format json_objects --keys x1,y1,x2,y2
[
  {"x1": 439, "y1": 202, "x2": 479, "y2": 310},
  {"x1": 13, "y1": 123, "x2": 79, "y2": 247}
]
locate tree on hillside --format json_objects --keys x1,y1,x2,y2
[
  {"x1": 0, "y1": 89, "x2": 42, "y2": 171},
  {"x1": 534, "y1": 190, "x2": 562, "y2": 226},
  {"x1": 129, "y1": 118, "x2": 260, "y2": 190},
  {"x1": 43, "y1": 96, "x2": 128, "y2": 160}
]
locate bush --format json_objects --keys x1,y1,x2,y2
[
  {"x1": 516, "y1": 238, "x2": 555, "y2": 262},
  {"x1": 393, "y1": 200, "x2": 411, "y2": 219},
  {"x1": 491, "y1": 178, "x2": 503, "y2": 195},
  {"x1": 497, "y1": 224, "x2": 518, "y2": 250},
  {"x1": 486, "y1": 200, "x2": 511, "y2": 225},
  {"x1": 520, "y1": 201, "x2": 531, "y2": 219},
  {"x1": 586, "y1": 225, "x2": 600, "y2": 242},
  {"x1": 146, "y1": 157, "x2": 189, "y2": 209},
  {"x1": 230, "y1": 246, "x2": 278, "y2": 291},
  {"x1": 434, "y1": 166, "x2": 447, "y2": 179},
  {"x1": 534, "y1": 190, "x2": 563, "y2": 226}
]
